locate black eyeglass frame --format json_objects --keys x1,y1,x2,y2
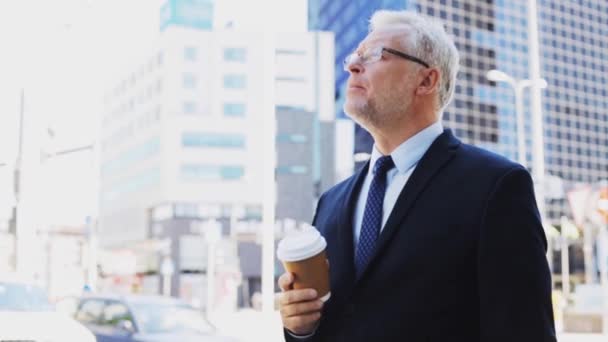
[{"x1": 381, "y1": 47, "x2": 430, "y2": 68}]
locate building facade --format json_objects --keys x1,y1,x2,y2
[
  {"x1": 308, "y1": 0, "x2": 608, "y2": 222},
  {"x1": 99, "y1": 14, "x2": 336, "y2": 301},
  {"x1": 100, "y1": 27, "x2": 335, "y2": 248}
]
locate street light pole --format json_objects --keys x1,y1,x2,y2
[
  {"x1": 486, "y1": 70, "x2": 546, "y2": 168},
  {"x1": 486, "y1": 70, "x2": 551, "y2": 277},
  {"x1": 513, "y1": 83, "x2": 527, "y2": 167},
  {"x1": 527, "y1": 0, "x2": 547, "y2": 225},
  {"x1": 204, "y1": 219, "x2": 221, "y2": 318},
  {"x1": 261, "y1": 32, "x2": 277, "y2": 315},
  {"x1": 13, "y1": 88, "x2": 25, "y2": 273}
]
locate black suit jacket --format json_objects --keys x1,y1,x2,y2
[{"x1": 285, "y1": 130, "x2": 556, "y2": 342}]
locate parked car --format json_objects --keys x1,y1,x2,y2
[
  {"x1": 74, "y1": 294, "x2": 238, "y2": 342},
  {"x1": 0, "y1": 278, "x2": 96, "y2": 342}
]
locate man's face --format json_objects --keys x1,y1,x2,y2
[{"x1": 343, "y1": 30, "x2": 422, "y2": 131}]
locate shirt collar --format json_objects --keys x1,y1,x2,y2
[{"x1": 369, "y1": 121, "x2": 444, "y2": 175}]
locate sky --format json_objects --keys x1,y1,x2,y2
[
  {"x1": 0, "y1": 0, "x2": 163, "y2": 224},
  {"x1": 0, "y1": 0, "x2": 307, "y2": 225}
]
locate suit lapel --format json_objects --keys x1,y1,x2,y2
[
  {"x1": 355, "y1": 129, "x2": 461, "y2": 281},
  {"x1": 333, "y1": 161, "x2": 369, "y2": 294}
]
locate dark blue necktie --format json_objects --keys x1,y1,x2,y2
[{"x1": 355, "y1": 155, "x2": 395, "y2": 277}]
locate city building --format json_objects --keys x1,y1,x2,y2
[
  {"x1": 308, "y1": 0, "x2": 608, "y2": 223},
  {"x1": 100, "y1": 0, "x2": 336, "y2": 304}
]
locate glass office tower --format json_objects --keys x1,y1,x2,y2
[{"x1": 309, "y1": 0, "x2": 608, "y2": 222}]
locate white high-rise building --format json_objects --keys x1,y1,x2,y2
[{"x1": 100, "y1": 26, "x2": 335, "y2": 249}]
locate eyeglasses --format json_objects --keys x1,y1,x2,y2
[{"x1": 343, "y1": 46, "x2": 430, "y2": 71}]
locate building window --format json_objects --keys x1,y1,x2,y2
[
  {"x1": 182, "y1": 132, "x2": 245, "y2": 148},
  {"x1": 184, "y1": 46, "x2": 197, "y2": 61},
  {"x1": 276, "y1": 49, "x2": 306, "y2": 56},
  {"x1": 276, "y1": 134, "x2": 308, "y2": 143},
  {"x1": 183, "y1": 73, "x2": 197, "y2": 89},
  {"x1": 223, "y1": 74, "x2": 247, "y2": 89},
  {"x1": 276, "y1": 165, "x2": 308, "y2": 174},
  {"x1": 102, "y1": 137, "x2": 160, "y2": 176},
  {"x1": 276, "y1": 105, "x2": 307, "y2": 112},
  {"x1": 180, "y1": 164, "x2": 245, "y2": 181},
  {"x1": 223, "y1": 103, "x2": 246, "y2": 117},
  {"x1": 223, "y1": 48, "x2": 247, "y2": 62},
  {"x1": 183, "y1": 102, "x2": 197, "y2": 114},
  {"x1": 276, "y1": 76, "x2": 307, "y2": 82},
  {"x1": 103, "y1": 167, "x2": 160, "y2": 202}
]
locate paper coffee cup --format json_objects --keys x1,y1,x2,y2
[{"x1": 277, "y1": 225, "x2": 331, "y2": 302}]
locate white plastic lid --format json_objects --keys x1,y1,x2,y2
[{"x1": 277, "y1": 225, "x2": 327, "y2": 262}]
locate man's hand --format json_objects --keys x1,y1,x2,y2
[{"x1": 278, "y1": 272, "x2": 324, "y2": 336}]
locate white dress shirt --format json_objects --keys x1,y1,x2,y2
[{"x1": 353, "y1": 121, "x2": 444, "y2": 249}]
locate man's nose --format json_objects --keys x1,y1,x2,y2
[{"x1": 347, "y1": 62, "x2": 362, "y2": 74}]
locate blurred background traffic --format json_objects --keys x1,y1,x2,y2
[{"x1": 0, "y1": 0, "x2": 606, "y2": 341}]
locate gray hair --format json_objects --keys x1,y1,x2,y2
[{"x1": 369, "y1": 10, "x2": 460, "y2": 112}]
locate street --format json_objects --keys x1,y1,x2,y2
[{"x1": 559, "y1": 333, "x2": 605, "y2": 342}]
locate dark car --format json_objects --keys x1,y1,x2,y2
[{"x1": 74, "y1": 294, "x2": 238, "y2": 342}]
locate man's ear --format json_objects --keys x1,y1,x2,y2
[{"x1": 415, "y1": 68, "x2": 440, "y2": 96}]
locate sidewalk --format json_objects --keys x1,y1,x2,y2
[
  {"x1": 558, "y1": 333, "x2": 605, "y2": 342},
  {"x1": 212, "y1": 309, "x2": 607, "y2": 342},
  {"x1": 212, "y1": 309, "x2": 284, "y2": 342}
]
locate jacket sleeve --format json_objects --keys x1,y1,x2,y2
[{"x1": 478, "y1": 166, "x2": 557, "y2": 342}]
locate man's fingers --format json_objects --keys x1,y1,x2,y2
[
  {"x1": 281, "y1": 300, "x2": 324, "y2": 318},
  {"x1": 280, "y1": 288, "x2": 318, "y2": 305},
  {"x1": 283, "y1": 312, "x2": 322, "y2": 332},
  {"x1": 278, "y1": 272, "x2": 294, "y2": 292},
  {"x1": 278, "y1": 286, "x2": 323, "y2": 336}
]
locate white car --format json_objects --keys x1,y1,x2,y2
[{"x1": 0, "y1": 280, "x2": 96, "y2": 342}]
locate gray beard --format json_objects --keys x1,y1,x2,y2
[{"x1": 346, "y1": 98, "x2": 395, "y2": 131}]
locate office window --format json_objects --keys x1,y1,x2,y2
[
  {"x1": 276, "y1": 105, "x2": 306, "y2": 112},
  {"x1": 183, "y1": 73, "x2": 197, "y2": 89},
  {"x1": 276, "y1": 134, "x2": 308, "y2": 143},
  {"x1": 224, "y1": 48, "x2": 247, "y2": 62},
  {"x1": 276, "y1": 49, "x2": 307, "y2": 56},
  {"x1": 276, "y1": 165, "x2": 308, "y2": 174},
  {"x1": 102, "y1": 137, "x2": 160, "y2": 176},
  {"x1": 103, "y1": 167, "x2": 160, "y2": 202},
  {"x1": 276, "y1": 76, "x2": 307, "y2": 82},
  {"x1": 223, "y1": 103, "x2": 246, "y2": 117},
  {"x1": 224, "y1": 74, "x2": 247, "y2": 89},
  {"x1": 183, "y1": 102, "x2": 197, "y2": 114},
  {"x1": 244, "y1": 205, "x2": 262, "y2": 219},
  {"x1": 181, "y1": 164, "x2": 245, "y2": 181},
  {"x1": 184, "y1": 46, "x2": 197, "y2": 61},
  {"x1": 182, "y1": 132, "x2": 245, "y2": 148},
  {"x1": 221, "y1": 166, "x2": 245, "y2": 179}
]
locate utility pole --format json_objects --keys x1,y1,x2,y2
[
  {"x1": 527, "y1": 0, "x2": 547, "y2": 222},
  {"x1": 11, "y1": 89, "x2": 25, "y2": 271}
]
